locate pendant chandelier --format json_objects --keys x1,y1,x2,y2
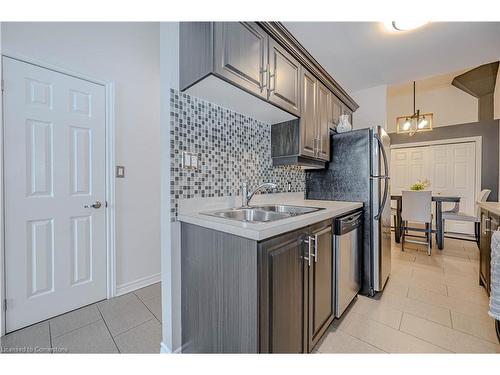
[{"x1": 396, "y1": 81, "x2": 433, "y2": 136}]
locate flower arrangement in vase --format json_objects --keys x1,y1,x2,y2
[{"x1": 410, "y1": 179, "x2": 430, "y2": 191}]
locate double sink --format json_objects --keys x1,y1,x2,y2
[{"x1": 201, "y1": 204, "x2": 324, "y2": 224}]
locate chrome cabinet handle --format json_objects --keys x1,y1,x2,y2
[
  {"x1": 303, "y1": 236, "x2": 313, "y2": 267},
  {"x1": 313, "y1": 227, "x2": 332, "y2": 263},
  {"x1": 269, "y1": 69, "x2": 276, "y2": 93},
  {"x1": 314, "y1": 234, "x2": 318, "y2": 263},
  {"x1": 260, "y1": 67, "x2": 267, "y2": 92},
  {"x1": 84, "y1": 201, "x2": 102, "y2": 209}
]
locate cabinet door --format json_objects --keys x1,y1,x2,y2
[
  {"x1": 214, "y1": 22, "x2": 268, "y2": 99},
  {"x1": 268, "y1": 39, "x2": 301, "y2": 116},
  {"x1": 317, "y1": 82, "x2": 331, "y2": 161},
  {"x1": 488, "y1": 213, "x2": 498, "y2": 292},
  {"x1": 308, "y1": 221, "x2": 334, "y2": 350},
  {"x1": 479, "y1": 209, "x2": 491, "y2": 293},
  {"x1": 259, "y1": 228, "x2": 308, "y2": 353},
  {"x1": 300, "y1": 69, "x2": 318, "y2": 159},
  {"x1": 331, "y1": 95, "x2": 342, "y2": 128}
]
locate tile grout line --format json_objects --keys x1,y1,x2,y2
[
  {"x1": 134, "y1": 292, "x2": 162, "y2": 324},
  {"x1": 48, "y1": 321, "x2": 53, "y2": 354},
  {"x1": 50, "y1": 317, "x2": 103, "y2": 340},
  {"x1": 113, "y1": 317, "x2": 156, "y2": 339},
  {"x1": 402, "y1": 310, "x2": 500, "y2": 349},
  {"x1": 96, "y1": 303, "x2": 121, "y2": 353},
  {"x1": 386, "y1": 312, "x2": 456, "y2": 353},
  {"x1": 339, "y1": 313, "x2": 453, "y2": 353},
  {"x1": 335, "y1": 327, "x2": 389, "y2": 354}
]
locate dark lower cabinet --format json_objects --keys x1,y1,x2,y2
[
  {"x1": 308, "y1": 222, "x2": 334, "y2": 349},
  {"x1": 258, "y1": 219, "x2": 335, "y2": 353},
  {"x1": 182, "y1": 218, "x2": 338, "y2": 353},
  {"x1": 480, "y1": 209, "x2": 499, "y2": 295},
  {"x1": 258, "y1": 227, "x2": 309, "y2": 353}
]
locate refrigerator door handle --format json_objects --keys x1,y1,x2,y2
[{"x1": 373, "y1": 134, "x2": 390, "y2": 221}]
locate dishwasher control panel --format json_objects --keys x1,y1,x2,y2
[{"x1": 334, "y1": 211, "x2": 363, "y2": 235}]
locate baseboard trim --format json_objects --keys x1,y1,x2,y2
[
  {"x1": 115, "y1": 273, "x2": 161, "y2": 296},
  {"x1": 160, "y1": 341, "x2": 182, "y2": 354},
  {"x1": 160, "y1": 341, "x2": 171, "y2": 353}
]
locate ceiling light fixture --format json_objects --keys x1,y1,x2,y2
[
  {"x1": 385, "y1": 21, "x2": 429, "y2": 32},
  {"x1": 396, "y1": 81, "x2": 433, "y2": 136}
]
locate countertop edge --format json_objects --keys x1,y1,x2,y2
[{"x1": 478, "y1": 202, "x2": 500, "y2": 216}]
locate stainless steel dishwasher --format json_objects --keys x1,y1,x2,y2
[{"x1": 334, "y1": 211, "x2": 362, "y2": 317}]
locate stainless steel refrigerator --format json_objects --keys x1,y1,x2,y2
[{"x1": 305, "y1": 126, "x2": 391, "y2": 296}]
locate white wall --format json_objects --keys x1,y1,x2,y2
[
  {"x1": 386, "y1": 69, "x2": 479, "y2": 133},
  {"x1": 1, "y1": 23, "x2": 161, "y2": 294},
  {"x1": 160, "y1": 22, "x2": 181, "y2": 353},
  {"x1": 351, "y1": 85, "x2": 387, "y2": 129},
  {"x1": 0, "y1": 22, "x2": 4, "y2": 336}
]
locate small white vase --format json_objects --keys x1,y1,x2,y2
[{"x1": 337, "y1": 114, "x2": 352, "y2": 133}]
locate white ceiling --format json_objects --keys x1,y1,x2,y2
[{"x1": 283, "y1": 22, "x2": 500, "y2": 92}]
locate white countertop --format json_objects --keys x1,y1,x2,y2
[
  {"x1": 478, "y1": 202, "x2": 500, "y2": 216},
  {"x1": 177, "y1": 192, "x2": 363, "y2": 241}
]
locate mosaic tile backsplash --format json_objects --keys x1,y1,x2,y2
[{"x1": 170, "y1": 89, "x2": 305, "y2": 219}]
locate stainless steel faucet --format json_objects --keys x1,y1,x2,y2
[{"x1": 241, "y1": 182, "x2": 278, "y2": 208}]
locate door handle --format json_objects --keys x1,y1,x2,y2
[
  {"x1": 374, "y1": 133, "x2": 390, "y2": 221},
  {"x1": 84, "y1": 201, "x2": 102, "y2": 209}
]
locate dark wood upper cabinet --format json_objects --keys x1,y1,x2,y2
[
  {"x1": 277, "y1": 71, "x2": 330, "y2": 165},
  {"x1": 214, "y1": 22, "x2": 268, "y2": 99},
  {"x1": 179, "y1": 22, "x2": 358, "y2": 166},
  {"x1": 331, "y1": 94, "x2": 342, "y2": 128},
  {"x1": 316, "y1": 82, "x2": 331, "y2": 161},
  {"x1": 268, "y1": 39, "x2": 301, "y2": 116},
  {"x1": 300, "y1": 69, "x2": 318, "y2": 159}
]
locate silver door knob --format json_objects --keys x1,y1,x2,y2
[{"x1": 84, "y1": 201, "x2": 102, "y2": 209}]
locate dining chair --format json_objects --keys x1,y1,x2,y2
[
  {"x1": 442, "y1": 189, "x2": 491, "y2": 246},
  {"x1": 401, "y1": 190, "x2": 433, "y2": 256}
]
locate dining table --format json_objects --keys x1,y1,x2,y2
[{"x1": 391, "y1": 194, "x2": 461, "y2": 250}]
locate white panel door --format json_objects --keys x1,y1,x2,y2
[
  {"x1": 429, "y1": 143, "x2": 476, "y2": 234},
  {"x1": 390, "y1": 148, "x2": 410, "y2": 196},
  {"x1": 390, "y1": 146, "x2": 429, "y2": 195},
  {"x1": 3, "y1": 57, "x2": 107, "y2": 332}
]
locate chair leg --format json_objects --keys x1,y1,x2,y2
[
  {"x1": 426, "y1": 222, "x2": 432, "y2": 256},
  {"x1": 475, "y1": 221, "x2": 480, "y2": 249},
  {"x1": 401, "y1": 221, "x2": 405, "y2": 252}
]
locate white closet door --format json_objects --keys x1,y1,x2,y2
[
  {"x1": 390, "y1": 146, "x2": 429, "y2": 195},
  {"x1": 3, "y1": 57, "x2": 107, "y2": 332},
  {"x1": 429, "y1": 142, "x2": 476, "y2": 234}
]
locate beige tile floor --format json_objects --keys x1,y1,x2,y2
[
  {"x1": 316, "y1": 235, "x2": 500, "y2": 353},
  {"x1": 2, "y1": 235, "x2": 499, "y2": 354},
  {"x1": 0, "y1": 283, "x2": 161, "y2": 354}
]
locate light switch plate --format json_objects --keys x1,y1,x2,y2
[
  {"x1": 116, "y1": 166, "x2": 125, "y2": 178},
  {"x1": 191, "y1": 154, "x2": 198, "y2": 169},
  {"x1": 182, "y1": 151, "x2": 199, "y2": 170}
]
